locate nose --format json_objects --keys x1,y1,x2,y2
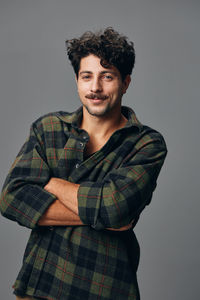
[{"x1": 90, "y1": 78, "x2": 102, "y2": 93}]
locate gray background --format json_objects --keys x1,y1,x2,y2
[{"x1": 0, "y1": 0, "x2": 199, "y2": 299}]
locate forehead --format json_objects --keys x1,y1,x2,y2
[{"x1": 79, "y1": 54, "x2": 119, "y2": 74}]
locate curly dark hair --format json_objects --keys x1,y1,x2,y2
[{"x1": 65, "y1": 27, "x2": 135, "y2": 81}]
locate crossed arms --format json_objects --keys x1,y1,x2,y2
[
  {"x1": 0, "y1": 119, "x2": 167, "y2": 231},
  {"x1": 39, "y1": 177, "x2": 133, "y2": 231}
]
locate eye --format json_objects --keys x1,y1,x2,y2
[
  {"x1": 81, "y1": 75, "x2": 91, "y2": 80},
  {"x1": 103, "y1": 75, "x2": 113, "y2": 80}
]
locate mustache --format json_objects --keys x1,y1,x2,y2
[{"x1": 85, "y1": 93, "x2": 108, "y2": 100}]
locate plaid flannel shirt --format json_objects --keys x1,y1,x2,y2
[{"x1": 0, "y1": 106, "x2": 167, "y2": 300}]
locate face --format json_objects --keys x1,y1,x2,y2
[{"x1": 76, "y1": 54, "x2": 131, "y2": 118}]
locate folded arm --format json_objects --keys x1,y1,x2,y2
[
  {"x1": 0, "y1": 117, "x2": 167, "y2": 231},
  {"x1": 77, "y1": 134, "x2": 167, "y2": 230},
  {"x1": 39, "y1": 178, "x2": 133, "y2": 231},
  {"x1": 0, "y1": 123, "x2": 57, "y2": 229},
  {"x1": 0, "y1": 120, "x2": 132, "y2": 231}
]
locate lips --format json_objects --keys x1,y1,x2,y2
[
  {"x1": 91, "y1": 97, "x2": 103, "y2": 100},
  {"x1": 88, "y1": 98, "x2": 105, "y2": 105},
  {"x1": 85, "y1": 94, "x2": 108, "y2": 100},
  {"x1": 90, "y1": 97, "x2": 104, "y2": 101}
]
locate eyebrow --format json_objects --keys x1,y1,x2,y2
[{"x1": 79, "y1": 70, "x2": 117, "y2": 76}]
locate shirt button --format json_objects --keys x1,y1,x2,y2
[
  {"x1": 79, "y1": 142, "x2": 84, "y2": 147},
  {"x1": 83, "y1": 135, "x2": 88, "y2": 140},
  {"x1": 76, "y1": 163, "x2": 80, "y2": 169}
]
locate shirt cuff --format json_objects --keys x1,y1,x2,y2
[
  {"x1": 16, "y1": 184, "x2": 57, "y2": 228},
  {"x1": 77, "y1": 181, "x2": 103, "y2": 230}
]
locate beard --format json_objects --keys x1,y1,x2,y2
[
  {"x1": 80, "y1": 90, "x2": 123, "y2": 117},
  {"x1": 83, "y1": 102, "x2": 111, "y2": 117}
]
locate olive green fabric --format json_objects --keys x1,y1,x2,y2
[{"x1": 0, "y1": 106, "x2": 167, "y2": 299}]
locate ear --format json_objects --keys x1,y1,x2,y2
[{"x1": 122, "y1": 75, "x2": 131, "y2": 94}]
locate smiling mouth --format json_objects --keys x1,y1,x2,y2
[
  {"x1": 86, "y1": 94, "x2": 108, "y2": 100},
  {"x1": 90, "y1": 98, "x2": 105, "y2": 101}
]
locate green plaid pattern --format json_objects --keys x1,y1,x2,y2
[{"x1": 0, "y1": 106, "x2": 167, "y2": 299}]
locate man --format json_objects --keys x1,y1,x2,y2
[{"x1": 0, "y1": 27, "x2": 167, "y2": 300}]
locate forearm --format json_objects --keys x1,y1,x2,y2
[
  {"x1": 42, "y1": 178, "x2": 133, "y2": 231},
  {"x1": 38, "y1": 199, "x2": 84, "y2": 226},
  {"x1": 44, "y1": 177, "x2": 79, "y2": 214},
  {"x1": 78, "y1": 144, "x2": 167, "y2": 230},
  {"x1": 0, "y1": 183, "x2": 56, "y2": 229},
  {"x1": 38, "y1": 199, "x2": 132, "y2": 230},
  {"x1": 0, "y1": 123, "x2": 57, "y2": 229}
]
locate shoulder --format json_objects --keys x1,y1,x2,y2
[
  {"x1": 136, "y1": 124, "x2": 167, "y2": 151},
  {"x1": 123, "y1": 105, "x2": 167, "y2": 151},
  {"x1": 32, "y1": 111, "x2": 72, "y2": 125},
  {"x1": 31, "y1": 111, "x2": 73, "y2": 133}
]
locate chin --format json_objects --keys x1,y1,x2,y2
[
  {"x1": 84, "y1": 105, "x2": 109, "y2": 117},
  {"x1": 88, "y1": 110, "x2": 107, "y2": 117}
]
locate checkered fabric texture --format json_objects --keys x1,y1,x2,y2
[{"x1": 0, "y1": 106, "x2": 167, "y2": 300}]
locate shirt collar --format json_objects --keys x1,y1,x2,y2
[
  {"x1": 56, "y1": 106, "x2": 143, "y2": 133},
  {"x1": 121, "y1": 106, "x2": 143, "y2": 132}
]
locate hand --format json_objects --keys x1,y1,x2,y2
[
  {"x1": 44, "y1": 177, "x2": 60, "y2": 197},
  {"x1": 107, "y1": 220, "x2": 134, "y2": 231}
]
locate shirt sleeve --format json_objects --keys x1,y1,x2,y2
[
  {"x1": 0, "y1": 122, "x2": 56, "y2": 229},
  {"x1": 78, "y1": 133, "x2": 167, "y2": 230}
]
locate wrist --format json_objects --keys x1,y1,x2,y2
[{"x1": 44, "y1": 177, "x2": 63, "y2": 198}]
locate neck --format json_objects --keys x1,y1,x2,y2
[{"x1": 80, "y1": 106, "x2": 127, "y2": 139}]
